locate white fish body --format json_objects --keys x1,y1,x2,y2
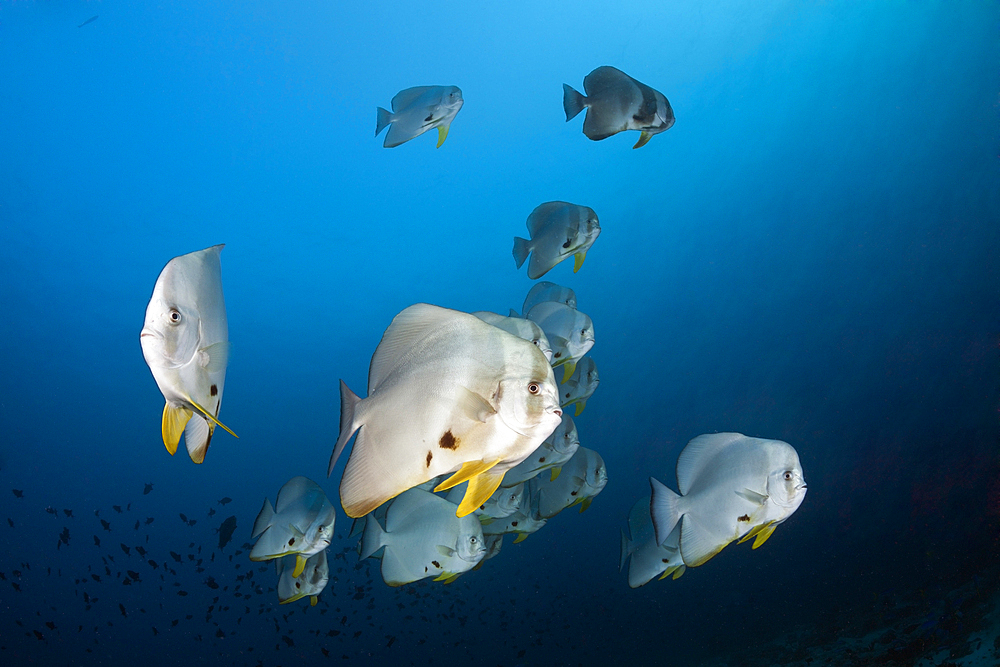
[
  {"x1": 525, "y1": 301, "x2": 595, "y2": 380},
  {"x1": 250, "y1": 477, "x2": 337, "y2": 578},
  {"x1": 500, "y1": 414, "x2": 579, "y2": 487},
  {"x1": 375, "y1": 85, "x2": 464, "y2": 148},
  {"x1": 512, "y1": 202, "x2": 601, "y2": 279},
  {"x1": 275, "y1": 549, "x2": 329, "y2": 605},
  {"x1": 649, "y1": 433, "x2": 807, "y2": 568},
  {"x1": 359, "y1": 488, "x2": 486, "y2": 586},
  {"x1": 563, "y1": 66, "x2": 674, "y2": 149},
  {"x1": 480, "y1": 534, "x2": 504, "y2": 562},
  {"x1": 560, "y1": 357, "x2": 599, "y2": 416},
  {"x1": 522, "y1": 281, "x2": 577, "y2": 315},
  {"x1": 531, "y1": 446, "x2": 608, "y2": 518},
  {"x1": 445, "y1": 481, "x2": 524, "y2": 522},
  {"x1": 620, "y1": 497, "x2": 685, "y2": 588},
  {"x1": 330, "y1": 304, "x2": 563, "y2": 519},
  {"x1": 140, "y1": 244, "x2": 235, "y2": 464},
  {"x1": 479, "y1": 506, "x2": 547, "y2": 543},
  {"x1": 473, "y1": 311, "x2": 552, "y2": 363}
]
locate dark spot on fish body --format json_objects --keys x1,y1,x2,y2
[
  {"x1": 426, "y1": 451, "x2": 433, "y2": 467},
  {"x1": 737, "y1": 514, "x2": 750, "y2": 522},
  {"x1": 570, "y1": 491, "x2": 578, "y2": 496},
  {"x1": 424, "y1": 114, "x2": 434, "y2": 122},
  {"x1": 539, "y1": 457, "x2": 546, "y2": 463},
  {"x1": 288, "y1": 537, "x2": 295, "y2": 546},
  {"x1": 295, "y1": 582, "x2": 301, "y2": 589},
  {"x1": 431, "y1": 561, "x2": 441, "y2": 569},
  {"x1": 210, "y1": 384, "x2": 218, "y2": 397},
  {"x1": 662, "y1": 558, "x2": 670, "y2": 563},
  {"x1": 554, "y1": 352, "x2": 562, "y2": 359},
  {"x1": 439, "y1": 430, "x2": 458, "y2": 450},
  {"x1": 511, "y1": 521, "x2": 518, "y2": 527}
]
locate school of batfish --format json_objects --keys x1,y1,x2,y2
[{"x1": 139, "y1": 66, "x2": 804, "y2": 601}]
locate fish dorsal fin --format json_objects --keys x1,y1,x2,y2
[
  {"x1": 390, "y1": 86, "x2": 434, "y2": 112},
  {"x1": 583, "y1": 66, "x2": 632, "y2": 97},
  {"x1": 626, "y1": 496, "x2": 651, "y2": 542},
  {"x1": 368, "y1": 303, "x2": 463, "y2": 392},
  {"x1": 676, "y1": 433, "x2": 746, "y2": 496},
  {"x1": 275, "y1": 477, "x2": 316, "y2": 514},
  {"x1": 526, "y1": 201, "x2": 571, "y2": 237},
  {"x1": 199, "y1": 341, "x2": 230, "y2": 372},
  {"x1": 251, "y1": 499, "x2": 275, "y2": 539},
  {"x1": 508, "y1": 308, "x2": 521, "y2": 318}
]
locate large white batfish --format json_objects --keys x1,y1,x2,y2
[
  {"x1": 500, "y1": 414, "x2": 580, "y2": 487},
  {"x1": 275, "y1": 549, "x2": 329, "y2": 605},
  {"x1": 560, "y1": 357, "x2": 599, "y2": 416},
  {"x1": 375, "y1": 85, "x2": 464, "y2": 148},
  {"x1": 531, "y1": 446, "x2": 608, "y2": 518},
  {"x1": 649, "y1": 433, "x2": 807, "y2": 568},
  {"x1": 513, "y1": 202, "x2": 601, "y2": 279},
  {"x1": 522, "y1": 281, "x2": 577, "y2": 316},
  {"x1": 525, "y1": 301, "x2": 595, "y2": 382},
  {"x1": 445, "y1": 482, "x2": 525, "y2": 524},
  {"x1": 473, "y1": 311, "x2": 552, "y2": 363},
  {"x1": 620, "y1": 496, "x2": 685, "y2": 589},
  {"x1": 329, "y1": 304, "x2": 563, "y2": 519},
  {"x1": 250, "y1": 476, "x2": 336, "y2": 578},
  {"x1": 563, "y1": 66, "x2": 674, "y2": 149},
  {"x1": 140, "y1": 244, "x2": 236, "y2": 464},
  {"x1": 360, "y1": 488, "x2": 486, "y2": 586}
]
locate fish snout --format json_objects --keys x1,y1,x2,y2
[{"x1": 139, "y1": 328, "x2": 160, "y2": 340}]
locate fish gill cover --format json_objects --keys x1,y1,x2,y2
[{"x1": 1, "y1": 1, "x2": 999, "y2": 666}]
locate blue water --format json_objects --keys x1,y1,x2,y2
[{"x1": 2, "y1": 2, "x2": 998, "y2": 665}]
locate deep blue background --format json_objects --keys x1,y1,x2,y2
[{"x1": 1, "y1": 1, "x2": 998, "y2": 665}]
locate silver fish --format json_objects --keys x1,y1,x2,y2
[
  {"x1": 560, "y1": 357, "x2": 599, "y2": 416},
  {"x1": 445, "y1": 482, "x2": 525, "y2": 522},
  {"x1": 525, "y1": 301, "x2": 595, "y2": 381},
  {"x1": 275, "y1": 549, "x2": 329, "y2": 605},
  {"x1": 531, "y1": 446, "x2": 607, "y2": 518},
  {"x1": 649, "y1": 433, "x2": 807, "y2": 567},
  {"x1": 522, "y1": 281, "x2": 577, "y2": 316},
  {"x1": 330, "y1": 304, "x2": 563, "y2": 519},
  {"x1": 500, "y1": 414, "x2": 580, "y2": 487},
  {"x1": 620, "y1": 497, "x2": 685, "y2": 588},
  {"x1": 250, "y1": 476, "x2": 336, "y2": 578},
  {"x1": 473, "y1": 311, "x2": 552, "y2": 363},
  {"x1": 375, "y1": 85, "x2": 464, "y2": 148},
  {"x1": 563, "y1": 66, "x2": 674, "y2": 148},
  {"x1": 140, "y1": 245, "x2": 235, "y2": 464},
  {"x1": 513, "y1": 201, "x2": 601, "y2": 279}
]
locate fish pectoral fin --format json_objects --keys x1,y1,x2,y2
[
  {"x1": 632, "y1": 131, "x2": 653, "y2": 149},
  {"x1": 436, "y1": 124, "x2": 450, "y2": 148},
  {"x1": 455, "y1": 466, "x2": 507, "y2": 518},
  {"x1": 188, "y1": 399, "x2": 238, "y2": 439},
  {"x1": 512, "y1": 532, "x2": 529, "y2": 544},
  {"x1": 292, "y1": 554, "x2": 308, "y2": 578},
  {"x1": 456, "y1": 386, "x2": 497, "y2": 422},
  {"x1": 549, "y1": 467, "x2": 562, "y2": 482},
  {"x1": 573, "y1": 251, "x2": 587, "y2": 273},
  {"x1": 199, "y1": 341, "x2": 231, "y2": 372},
  {"x1": 435, "y1": 545, "x2": 457, "y2": 558},
  {"x1": 434, "y1": 459, "x2": 501, "y2": 493},
  {"x1": 162, "y1": 404, "x2": 193, "y2": 455},
  {"x1": 736, "y1": 488, "x2": 768, "y2": 505}
]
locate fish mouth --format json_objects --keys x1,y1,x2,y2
[
  {"x1": 551, "y1": 407, "x2": 563, "y2": 418},
  {"x1": 139, "y1": 328, "x2": 160, "y2": 340}
]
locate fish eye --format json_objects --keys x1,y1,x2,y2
[
  {"x1": 783, "y1": 471, "x2": 793, "y2": 481},
  {"x1": 168, "y1": 309, "x2": 181, "y2": 324},
  {"x1": 470, "y1": 536, "x2": 477, "y2": 544},
  {"x1": 527, "y1": 383, "x2": 540, "y2": 394}
]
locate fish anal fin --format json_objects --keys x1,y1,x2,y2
[
  {"x1": 292, "y1": 554, "x2": 307, "y2": 578},
  {"x1": 434, "y1": 459, "x2": 501, "y2": 493},
  {"x1": 454, "y1": 466, "x2": 506, "y2": 518},
  {"x1": 162, "y1": 403, "x2": 193, "y2": 456}
]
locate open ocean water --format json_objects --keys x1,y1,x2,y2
[{"x1": 1, "y1": 1, "x2": 999, "y2": 665}]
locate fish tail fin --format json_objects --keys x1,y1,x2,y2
[
  {"x1": 251, "y1": 499, "x2": 274, "y2": 539},
  {"x1": 183, "y1": 415, "x2": 213, "y2": 464},
  {"x1": 562, "y1": 83, "x2": 586, "y2": 121},
  {"x1": 359, "y1": 513, "x2": 387, "y2": 560},
  {"x1": 619, "y1": 528, "x2": 631, "y2": 572},
  {"x1": 512, "y1": 237, "x2": 531, "y2": 270},
  {"x1": 328, "y1": 380, "x2": 362, "y2": 477},
  {"x1": 375, "y1": 107, "x2": 392, "y2": 137},
  {"x1": 649, "y1": 477, "x2": 682, "y2": 546}
]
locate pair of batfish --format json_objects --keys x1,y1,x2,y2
[
  {"x1": 620, "y1": 433, "x2": 807, "y2": 588},
  {"x1": 374, "y1": 66, "x2": 673, "y2": 150}
]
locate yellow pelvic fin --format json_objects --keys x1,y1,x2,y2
[
  {"x1": 751, "y1": 523, "x2": 777, "y2": 549},
  {"x1": 574, "y1": 400, "x2": 586, "y2": 417},
  {"x1": 310, "y1": 595, "x2": 318, "y2": 606},
  {"x1": 436, "y1": 125, "x2": 449, "y2": 148},
  {"x1": 292, "y1": 554, "x2": 307, "y2": 578},
  {"x1": 672, "y1": 564, "x2": 686, "y2": 580},
  {"x1": 432, "y1": 570, "x2": 453, "y2": 582},
  {"x1": 737, "y1": 521, "x2": 774, "y2": 546},
  {"x1": 188, "y1": 399, "x2": 238, "y2": 439},
  {"x1": 632, "y1": 131, "x2": 653, "y2": 149},
  {"x1": 549, "y1": 467, "x2": 562, "y2": 482},
  {"x1": 579, "y1": 496, "x2": 593, "y2": 512},
  {"x1": 658, "y1": 566, "x2": 676, "y2": 581},
  {"x1": 434, "y1": 459, "x2": 501, "y2": 493},
  {"x1": 161, "y1": 403, "x2": 193, "y2": 456},
  {"x1": 443, "y1": 573, "x2": 461, "y2": 584},
  {"x1": 513, "y1": 532, "x2": 529, "y2": 544},
  {"x1": 573, "y1": 251, "x2": 586, "y2": 273},
  {"x1": 478, "y1": 515, "x2": 494, "y2": 526},
  {"x1": 561, "y1": 361, "x2": 576, "y2": 384},
  {"x1": 455, "y1": 467, "x2": 506, "y2": 518}
]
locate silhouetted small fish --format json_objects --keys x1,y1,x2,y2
[
  {"x1": 218, "y1": 497, "x2": 232, "y2": 506},
  {"x1": 144, "y1": 517, "x2": 154, "y2": 525},
  {"x1": 45, "y1": 507, "x2": 56, "y2": 516},
  {"x1": 12, "y1": 489, "x2": 23, "y2": 498},
  {"x1": 134, "y1": 520, "x2": 140, "y2": 530},
  {"x1": 179, "y1": 513, "x2": 188, "y2": 523},
  {"x1": 217, "y1": 515, "x2": 237, "y2": 550},
  {"x1": 207, "y1": 507, "x2": 216, "y2": 517},
  {"x1": 63, "y1": 509, "x2": 74, "y2": 518},
  {"x1": 143, "y1": 483, "x2": 153, "y2": 495},
  {"x1": 204, "y1": 576, "x2": 219, "y2": 589},
  {"x1": 77, "y1": 15, "x2": 98, "y2": 28},
  {"x1": 113, "y1": 506, "x2": 122, "y2": 514},
  {"x1": 120, "y1": 544, "x2": 131, "y2": 556},
  {"x1": 93, "y1": 535, "x2": 101, "y2": 546},
  {"x1": 119, "y1": 603, "x2": 127, "y2": 617},
  {"x1": 135, "y1": 546, "x2": 147, "y2": 557},
  {"x1": 7, "y1": 518, "x2": 12, "y2": 528},
  {"x1": 170, "y1": 551, "x2": 181, "y2": 562},
  {"x1": 100, "y1": 520, "x2": 111, "y2": 532}
]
